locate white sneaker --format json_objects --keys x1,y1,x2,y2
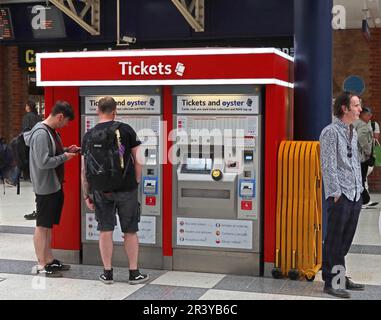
[
  {"x1": 362, "y1": 201, "x2": 379, "y2": 209},
  {"x1": 31, "y1": 265, "x2": 39, "y2": 275}
]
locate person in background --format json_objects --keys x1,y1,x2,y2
[
  {"x1": 22, "y1": 99, "x2": 43, "y2": 220},
  {"x1": 354, "y1": 106, "x2": 378, "y2": 208},
  {"x1": 22, "y1": 99, "x2": 42, "y2": 132},
  {"x1": 319, "y1": 91, "x2": 365, "y2": 299},
  {"x1": 363, "y1": 119, "x2": 380, "y2": 207}
]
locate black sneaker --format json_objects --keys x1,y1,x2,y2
[
  {"x1": 129, "y1": 270, "x2": 149, "y2": 285},
  {"x1": 24, "y1": 211, "x2": 37, "y2": 220},
  {"x1": 31, "y1": 265, "x2": 63, "y2": 278},
  {"x1": 46, "y1": 259, "x2": 71, "y2": 271},
  {"x1": 99, "y1": 269, "x2": 113, "y2": 284},
  {"x1": 345, "y1": 276, "x2": 365, "y2": 291},
  {"x1": 323, "y1": 286, "x2": 351, "y2": 299}
]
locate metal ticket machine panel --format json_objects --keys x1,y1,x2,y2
[
  {"x1": 80, "y1": 87, "x2": 163, "y2": 269},
  {"x1": 172, "y1": 85, "x2": 262, "y2": 275}
]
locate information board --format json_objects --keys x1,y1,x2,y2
[{"x1": 0, "y1": 8, "x2": 14, "y2": 40}]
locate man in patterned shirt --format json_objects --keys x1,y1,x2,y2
[{"x1": 319, "y1": 91, "x2": 365, "y2": 298}]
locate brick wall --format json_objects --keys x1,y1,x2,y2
[
  {"x1": 0, "y1": 46, "x2": 28, "y2": 142},
  {"x1": 333, "y1": 28, "x2": 381, "y2": 192}
]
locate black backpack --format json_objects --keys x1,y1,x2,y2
[
  {"x1": 9, "y1": 133, "x2": 29, "y2": 174},
  {"x1": 84, "y1": 122, "x2": 133, "y2": 191},
  {"x1": 9, "y1": 127, "x2": 51, "y2": 189}
]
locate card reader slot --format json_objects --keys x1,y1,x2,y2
[{"x1": 181, "y1": 188, "x2": 230, "y2": 199}]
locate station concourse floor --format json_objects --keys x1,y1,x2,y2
[{"x1": 1, "y1": 181, "x2": 381, "y2": 300}]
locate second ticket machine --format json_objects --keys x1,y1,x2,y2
[{"x1": 172, "y1": 85, "x2": 263, "y2": 275}]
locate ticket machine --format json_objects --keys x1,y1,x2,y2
[
  {"x1": 172, "y1": 85, "x2": 262, "y2": 275},
  {"x1": 80, "y1": 87, "x2": 163, "y2": 269}
]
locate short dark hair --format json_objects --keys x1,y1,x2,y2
[
  {"x1": 51, "y1": 101, "x2": 75, "y2": 120},
  {"x1": 333, "y1": 91, "x2": 359, "y2": 118},
  {"x1": 361, "y1": 106, "x2": 372, "y2": 115},
  {"x1": 27, "y1": 99, "x2": 37, "y2": 114},
  {"x1": 98, "y1": 96, "x2": 117, "y2": 114}
]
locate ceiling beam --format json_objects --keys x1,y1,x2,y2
[
  {"x1": 170, "y1": 0, "x2": 204, "y2": 32},
  {"x1": 48, "y1": 0, "x2": 100, "y2": 35}
]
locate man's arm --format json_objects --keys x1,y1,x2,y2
[
  {"x1": 81, "y1": 156, "x2": 90, "y2": 199},
  {"x1": 320, "y1": 127, "x2": 341, "y2": 199},
  {"x1": 81, "y1": 155, "x2": 95, "y2": 210},
  {"x1": 31, "y1": 131, "x2": 76, "y2": 169},
  {"x1": 131, "y1": 145, "x2": 143, "y2": 184}
]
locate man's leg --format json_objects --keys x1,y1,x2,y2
[
  {"x1": 322, "y1": 197, "x2": 350, "y2": 288},
  {"x1": 44, "y1": 228, "x2": 54, "y2": 264},
  {"x1": 99, "y1": 231, "x2": 114, "y2": 270},
  {"x1": 124, "y1": 232, "x2": 139, "y2": 270},
  {"x1": 34, "y1": 226, "x2": 49, "y2": 266},
  {"x1": 342, "y1": 198, "x2": 362, "y2": 257}
]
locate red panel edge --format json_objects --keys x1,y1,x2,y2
[
  {"x1": 162, "y1": 86, "x2": 173, "y2": 256},
  {"x1": 50, "y1": 87, "x2": 81, "y2": 251},
  {"x1": 263, "y1": 85, "x2": 294, "y2": 264}
]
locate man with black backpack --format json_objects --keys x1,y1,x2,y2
[
  {"x1": 24, "y1": 101, "x2": 80, "y2": 277},
  {"x1": 81, "y1": 96, "x2": 148, "y2": 285}
]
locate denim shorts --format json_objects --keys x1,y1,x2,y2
[{"x1": 93, "y1": 188, "x2": 140, "y2": 233}]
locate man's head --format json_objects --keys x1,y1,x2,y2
[
  {"x1": 97, "y1": 96, "x2": 117, "y2": 116},
  {"x1": 26, "y1": 99, "x2": 37, "y2": 114},
  {"x1": 359, "y1": 106, "x2": 373, "y2": 124},
  {"x1": 333, "y1": 91, "x2": 362, "y2": 123},
  {"x1": 50, "y1": 101, "x2": 75, "y2": 128}
]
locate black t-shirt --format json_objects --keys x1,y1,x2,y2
[{"x1": 82, "y1": 121, "x2": 141, "y2": 191}]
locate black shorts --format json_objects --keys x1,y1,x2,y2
[
  {"x1": 93, "y1": 188, "x2": 140, "y2": 233},
  {"x1": 35, "y1": 189, "x2": 64, "y2": 228}
]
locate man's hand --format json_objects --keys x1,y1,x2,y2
[
  {"x1": 66, "y1": 145, "x2": 81, "y2": 153},
  {"x1": 64, "y1": 152, "x2": 78, "y2": 161},
  {"x1": 85, "y1": 197, "x2": 95, "y2": 211}
]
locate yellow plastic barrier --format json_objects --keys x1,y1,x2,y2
[{"x1": 272, "y1": 141, "x2": 322, "y2": 281}]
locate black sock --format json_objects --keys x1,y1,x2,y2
[{"x1": 129, "y1": 269, "x2": 140, "y2": 277}]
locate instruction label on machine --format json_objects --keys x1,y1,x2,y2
[
  {"x1": 85, "y1": 96, "x2": 161, "y2": 114},
  {"x1": 84, "y1": 115, "x2": 161, "y2": 137},
  {"x1": 177, "y1": 95, "x2": 259, "y2": 114},
  {"x1": 176, "y1": 217, "x2": 253, "y2": 249},
  {"x1": 85, "y1": 213, "x2": 156, "y2": 244},
  {"x1": 176, "y1": 116, "x2": 258, "y2": 137}
]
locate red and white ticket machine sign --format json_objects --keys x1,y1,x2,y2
[{"x1": 36, "y1": 48, "x2": 293, "y2": 86}]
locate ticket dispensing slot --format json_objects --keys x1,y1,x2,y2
[{"x1": 177, "y1": 149, "x2": 237, "y2": 214}]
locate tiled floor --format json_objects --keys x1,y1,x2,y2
[{"x1": 1, "y1": 180, "x2": 381, "y2": 300}]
